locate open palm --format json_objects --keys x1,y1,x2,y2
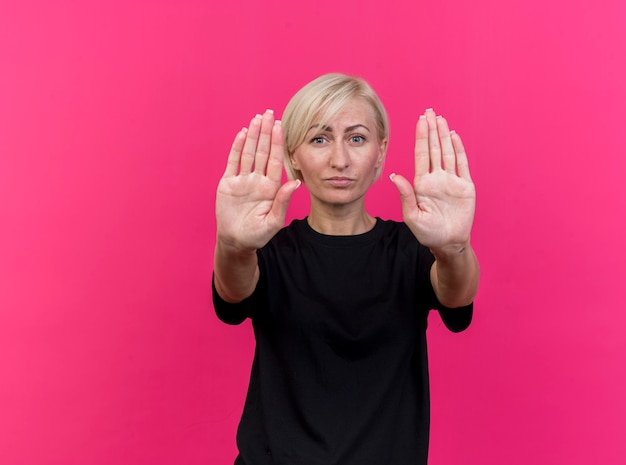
[
  {"x1": 391, "y1": 109, "x2": 476, "y2": 252},
  {"x1": 216, "y1": 111, "x2": 300, "y2": 252}
]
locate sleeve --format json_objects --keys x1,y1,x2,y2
[
  {"x1": 437, "y1": 303, "x2": 473, "y2": 333},
  {"x1": 211, "y1": 272, "x2": 266, "y2": 325}
]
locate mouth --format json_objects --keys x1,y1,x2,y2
[{"x1": 325, "y1": 177, "x2": 354, "y2": 187}]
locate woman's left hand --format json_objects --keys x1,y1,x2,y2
[{"x1": 390, "y1": 109, "x2": 476, "y2": 255}]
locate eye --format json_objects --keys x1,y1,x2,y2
[
  {"x1": 310, "y1": 136, "x2": 327, "y2": 144},
  {"x1": 350, "y1": 135, "x2": 365, "y2": 144}
]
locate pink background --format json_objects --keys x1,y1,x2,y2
[{"x1": 1, "y1": 0, "x2": 625, "y2": 463}]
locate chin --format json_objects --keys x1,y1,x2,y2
[{"x1": 314, "y1": 190, "x2": 367, "y2": 207}]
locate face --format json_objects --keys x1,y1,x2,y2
[{"x1": 290, "y1": 98, "x2": 388, "y2": 209}]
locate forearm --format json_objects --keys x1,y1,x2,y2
[
  {"x1": 213, "y1": 240, "x2": 260, "y2": 303},
  {"x1": 430, "y1": 243, "x2": 480, "y2": 308}
]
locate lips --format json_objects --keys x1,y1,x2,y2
[{"x1": 325, "y1": 177, "x2": 354, "y2": 187}]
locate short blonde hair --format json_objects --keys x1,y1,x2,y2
[{"x1": 282, "y1": 73, "x2": 389, "y2": 181}]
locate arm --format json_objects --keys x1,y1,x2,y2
[
  {"x1": 390, "y1": 108, "x2": 479, "y2": 308},
  {"x1": 214, "y1": 110, "x2": 301, "y2": 303},
  {"x1": 429, "y1": 243, "x2": 479, "y2": 308}
]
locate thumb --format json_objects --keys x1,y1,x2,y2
[
  {"x1": 389, "y1": 173, "x2": 417, "y2": 212},
  {"x1": 269, "y1": 179, "x2": 302, "y2": 223}
]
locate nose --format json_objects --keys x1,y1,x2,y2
[{"x1": 329, "y1": 141, "x2": 350, "y2": 169}]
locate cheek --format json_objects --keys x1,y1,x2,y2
[
  {"x1": 365, "y1": 150, "x2": 384, "y2": 169},
  {"x1": 291, "y1": 146, "x2": 312, "y2": 171},
  {"x1": 297, "y1": 160, "x2": 318, "y2": 182},
  {"x1": 292, "y1": 150, "x2": 322, "y2": 173}
]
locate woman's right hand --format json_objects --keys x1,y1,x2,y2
[{"x1": 216, "y1": 110, "x2": 301, "y2": 253}]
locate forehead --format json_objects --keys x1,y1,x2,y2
[{"x1": 313, "y1": 97, "x2": 376, "y2": 130}]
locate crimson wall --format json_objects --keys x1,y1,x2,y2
[{"x1": 1, "y1": 1, "x2": 625, "y2": 463}]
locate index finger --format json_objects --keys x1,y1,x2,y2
[
  {"x1": 265, "y1": 120, "x2": 285, "y2": 182},
  {"x1": 414, "y1": 114, "x2": 429, "y2": 177}
]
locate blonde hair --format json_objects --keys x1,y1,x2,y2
[{"x1": 282, "y1": 73, "x2": 389, "y2": 181}]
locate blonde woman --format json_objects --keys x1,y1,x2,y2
[{"x1": 213, "y1": 73, "x2": 479, "y2": 465}]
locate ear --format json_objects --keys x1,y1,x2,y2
[
  {"x1": 375, "y1": 139, "x2": 388, "y2": 168},
  {"x1": 290, "y1": 152, "x2": 300, "y2": 170}
]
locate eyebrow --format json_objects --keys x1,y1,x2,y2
[{"x1": 308, "y1": 123, "x2": 371, "y2": 134}]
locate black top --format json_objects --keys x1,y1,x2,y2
[{"x1": 213, "y1": 218, "x2": 472, "y2": 465}]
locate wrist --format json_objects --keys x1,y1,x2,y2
[
  {"x1": 215, "y1": 237, "x2": 258, "y2": 260},
  {"x1": 430, "y1": 241, "x2": 471, "y2": 263}
]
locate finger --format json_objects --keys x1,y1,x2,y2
[
  {"x1": 414, "y1": 114, "x2": 429, "y2": 177},
  {"x1": 389, "y1": 173, "x2": 418, "y2": 220},
  {"x1": 239, "y1": 114, "x2": 262, "y2": 175},
  {"x1": 254, "y1": 109, "x2": 275, "y2": 175},
  {"x1": 451, "y1": 130, "x2": 472, "y2": 180},
  {"x1": 437, "y1": 115, "x2": 456, "y2": 174},
  {"x1": 426, "y1": 108, "x2": 442, "y2": 171},
  {"x1": 268, "y1": 179, "x2": 301, "y2": 224},
  {"x1": 224, "y1": 128, "x2": 247, "y2": 177},
  {"x1": 266, "y1": 120, "x2": 285, "y2": 182}
]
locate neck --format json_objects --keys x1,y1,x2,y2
[{"x1": 307, "y1": 207, "x2": 376, "y2": 236}]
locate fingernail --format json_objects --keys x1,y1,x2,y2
[
  {"x1": 419, "y1": 115, "x2": 426, "y2": 120},
  {"x1": 389, "y1": 173, "x2": 396, "y2": 181},
  {"x1": 425, "y1": 108, "x2": 433, "y2": 112},
  {"x1": 255, "y1": 114, "x2": 262, "y2": 119},
  {"x1": 266, "y1": 109, "x2": 274, "y2": 114},
  {"x1": 450, "y1": 130, "x2": 456, "y2": 135},
  {"x1": 275, "y1": 120, "x2": 282, "y2": 125}
]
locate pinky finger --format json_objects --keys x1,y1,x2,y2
[
  {"x1": 451, "y1": 130, "x2": 472, "y2": 180},
  {"x1": 223, "y1": 128, "x2": 247, "y2": 177}
]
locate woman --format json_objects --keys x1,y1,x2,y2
[{"x1": 213, "y1": 73, "x2": 479, "y2": 465}]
